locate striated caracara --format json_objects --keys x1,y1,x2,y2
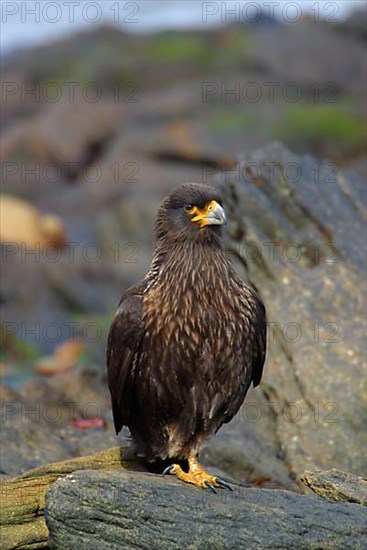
[{"x1": 107, "y1": 183, "x2": 266, "y2": 491}]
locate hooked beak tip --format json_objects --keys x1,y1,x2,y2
[{"x1": 207, "y1": 203, "x2": 227, "y2": 226}]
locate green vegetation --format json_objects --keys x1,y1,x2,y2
[
  {"x1": 278, "y1": 104, "x2": 366, "y2": 151},
  {"x1": 9, "y1": 27, "x2": 251, "y2": 93},
  {"x1": 0, "y1": 329, "x2": 39, "y2": 362},
  {"x1": 143, "y1": 29, "x2": 249, "y2": 66},
  {"x1": 210, "y1": 110, "x2": 255, "y2": 135},
  {"x1": 145, "y1": 33, "x2": 212, "y2": 63}
]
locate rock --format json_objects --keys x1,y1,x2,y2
[
  {"x1": 301, "y1": 469, "x2": 367, "y2": 505},
  {"x1": 336, "y1": 8, "x2": 367, "y2": 41},
  {"x1": 33, "y1": 339, "x2": 86, "y2": 376},
  {"x1": 202, "y1": 387, "x2": 299, "y2": 491},
  {"x1": 0, "y1": 384, "x2": 26, "y2": 421},
  {"x1": 218, "y1": 142, "x2": 367, "y2": 479},
  {"x1": 0, "y1": 251, "x2": 83, "y2": 355},
  {"x1": 0, "y1": 422, "x2": 74, "y2": 477},
  {"x1": 17, "y1": 377, "x2": 74, "y2": 424},
  {"x1": 45, "y1": 469, "x2": 367, "y2": 550},
  {"x1": 0, "y1": 364, "x2": 120, "y2": 479},
  {"x1": 15, "y1": 363, "x2": 111, "y2": 433},
  {"x1": 1, "y1": 95, "x2": 122, "y2": 167},
  {"x1": 0, "y1": 195, "x2": 66, "y2": 248},
  {"x1": 46, "y1": 363, "x2": 110, "y2": 418},
  {"x1": 1, "y1": 445, "x2": 364, "y2": 550},
  {"x1": 0, "y1": 446, "x2": 143, "y2": 550},
  {"x1": 247, "y1": 21, "x2": 366, "y2": 93},
  {"x1": 59, "y1": 427, "x2": 120, "y2": 457}
]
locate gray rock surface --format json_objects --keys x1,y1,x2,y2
[
  {"x1": 301, "y1": 468, "x2": 367, "y2": 505},
  {"x1": 45, "y1": 469, "x2": 367, "y2": 550},
  {"x1": 0, "y1": 446, "x2": 142, "y2": 550},
  {"x1": 0, "y1": 422, "x2": 74, "y2": 478}
]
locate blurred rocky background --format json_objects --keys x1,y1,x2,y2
[{"x1": 0, "y1": 0, "x2": 366, "y2": 504}]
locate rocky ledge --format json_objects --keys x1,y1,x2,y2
[
  {"x1": 46, "y1": 471, "x2": 366, "y2": 550},
  {"x1": 45, "y1": 467, "x2": 366, "y2": 550},
  {"x1": 1, "y1": 447, "x2": 366, "y2": 550}
]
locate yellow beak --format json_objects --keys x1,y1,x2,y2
[{"x1": 190, "y1": 200, "x2": 227, "y2": 228}]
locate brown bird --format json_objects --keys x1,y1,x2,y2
[{"x1": 107, "y1": 183, "x2": 266, "y2": 491}]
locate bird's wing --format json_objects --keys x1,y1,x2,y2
[
  {"x1": 222, "y1": 288, "x2": 266, "y2": 425},
  {"x1": 106, "y1": 285, "x2": 145, "y2": 434},
  {"x1": 250, "y1": 296, "x2": 267, "y2": 387}
]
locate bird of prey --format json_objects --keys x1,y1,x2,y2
[{"x1": 107, "y1": 183, "x2": 266, "y2": 491}]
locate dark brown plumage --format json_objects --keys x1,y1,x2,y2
[{"x1": 107, "y1": 183, "x2": 266, "y2": 489}]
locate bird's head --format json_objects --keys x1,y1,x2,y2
[{"x1": 155, "y1": 183, "x2": 227, "y2": 244}]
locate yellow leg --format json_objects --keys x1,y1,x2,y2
[{"x1": 163, "y1": 455, "x2": 232, "y2": 493}]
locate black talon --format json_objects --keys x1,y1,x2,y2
[
  {"x1": 204, "y1": 481, "x2": 217, "y2": 494},
  {"x1": 216, "y1": 478, "x2": 233, "y2": 491},
  {"x1": 214, "y1": 475, "x2": 248, "y2": 488},
  {"x1": 162, "y1": 465, "x2": 174, "y2": 477}
]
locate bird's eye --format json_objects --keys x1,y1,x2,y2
[{"x1": 184, "y1": 204, "x2": 193, "y2": 212}]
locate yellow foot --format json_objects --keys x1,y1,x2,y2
[{"x1": 162, "y1": 456, "x2": 233, "y2": 493}]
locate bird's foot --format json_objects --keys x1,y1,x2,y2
[{"x1": 163, "y1": 456, "x2": 233, "y2": 493}]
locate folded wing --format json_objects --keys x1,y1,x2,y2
[{"x1": 106, "y1": 286, "x2": 145, "y2": 434}]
